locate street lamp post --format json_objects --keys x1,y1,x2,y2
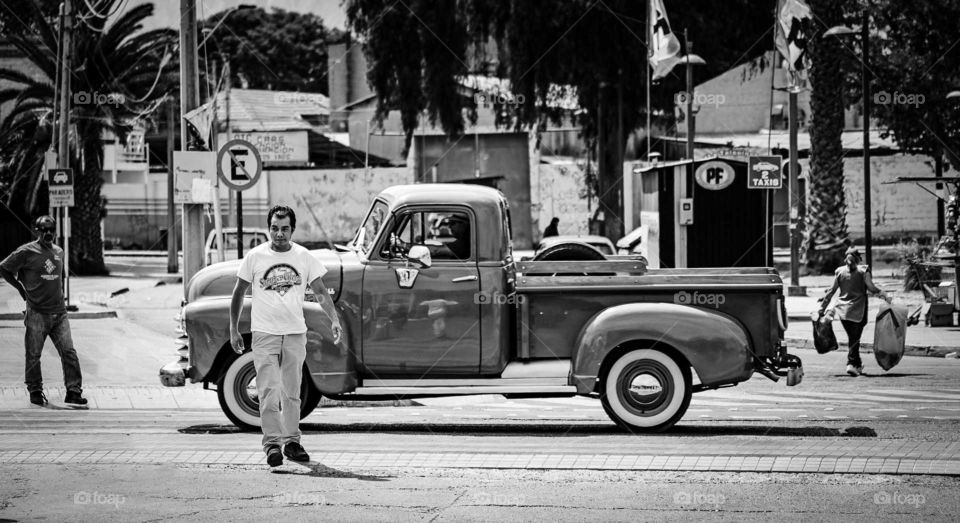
[{"x1": 825, "y1": 10, "x2": 873, "y2": 267}]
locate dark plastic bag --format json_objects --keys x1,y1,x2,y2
[
  {"x1": 874, "y1": 303, "x2": 908, "y2": 371},
  {"x1": 813, "y1": 315, "x2": 838, "y2": 354}
]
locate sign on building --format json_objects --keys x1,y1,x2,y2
[
  {"x1": 217, "y1": 130, "x2": 308, "y2": 166},
  {"x1": 695, "y1": 160, "x2": 735, "y2": 191},
  {"x1": 48, "y1": 168, "x2": 74, "y2": 207},
  {"x1": 747, "y1": 156, "x2": 783, "y2": 189}
]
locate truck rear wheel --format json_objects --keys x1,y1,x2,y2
[
  {"x1": 217, "y1": 351, "x2": 322, "y2": 431},
  {"x1": 600, "y1": 349, "x2": 692, "y2": 432}
]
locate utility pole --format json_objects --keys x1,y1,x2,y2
[
  {"x1": 179, "y1": 0, "x2": 205, "y2": 292},
  {"x1": 57, "y1": 0, "x2": 73, "y2": 307},
  {"x1": 861, "y1": 9, "x2": 872, "y2": 268},
  {"x1": 788, "y1": 86, "x2": 803, "y2": 295},
  {"x1": 166, "y1": 100, "x2": 178, "y2": 273},
  {"x1": 685, "y1": 30, "x2": 695, "y2": 161}
]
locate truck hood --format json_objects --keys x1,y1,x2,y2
[{"x1": 186, "y1": 248, "x2": 353, "y2": 303}]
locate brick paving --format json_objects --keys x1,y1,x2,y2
[{"x1": 1, "y1": 448, "x2": 957, "y2": 475}]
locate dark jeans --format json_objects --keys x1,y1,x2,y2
[
  {"x1": 24, "y1": 309, "x2": 82, "y2": 394},
  {"x1": 840, "y1": 316, "x2": 869, "y2": 367}
]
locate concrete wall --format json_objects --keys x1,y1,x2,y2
[
  {"x1": 268, "y1": 167, "x2": 414, "y2": 244},
  {"x1": 799, "y1": 154, "x2": 939, "y2": 240},
  {"x1": 530, "y1": 161, "x2": 591, "y2": 243}
]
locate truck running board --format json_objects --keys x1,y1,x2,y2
[
  {"x1": 352, "y1": 385, "x2": 578, "y2": 396},
  {"x1": 355, "y1": 360, "x2": 575, "y2": 396}
]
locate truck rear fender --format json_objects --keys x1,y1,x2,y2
[{"x1": 571, "y1": 303, "x2": 754, "y2": 394}]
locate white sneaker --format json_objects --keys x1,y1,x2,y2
[{"x1": 846, "y1": 364, "x2": 861, "y2": 377}]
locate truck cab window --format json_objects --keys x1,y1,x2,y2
[{"x1": 380, "y1": 210, "x2": 472, "y2": 261}]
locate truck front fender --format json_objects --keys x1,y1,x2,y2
[
  {"x1": 184, "y1": 298, "x2": 357, "y2": 395},
  {"x1": 571, "y1": 303, "x2": 754, "y2": 394}
]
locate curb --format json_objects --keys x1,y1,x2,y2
[
  {"x1": 0, "y1": 311, "x2": 117, "y2": 321},
  {"x1": 107, "y1": 273, "x2": 182, "y2": 282},
  {"x1": 784, "y1": 337, "x2": 958, "y2": 358}
]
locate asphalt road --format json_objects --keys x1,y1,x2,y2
[{"x1": 1, "y1": 275, "x2": 959, "y2": 521}]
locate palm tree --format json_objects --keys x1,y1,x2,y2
[
  {"x1": 0, "y1": 0, "x2": 176, "y2": 274},
  {"x1": 805, "y1": 0, "x2": 852, "y2": 272}
]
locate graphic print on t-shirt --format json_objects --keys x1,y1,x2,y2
[
  {"x1": 259, "y1": 263, "x2": 302, "y2": 296},
  {"x1": 41, "y1": 258, "x2": 59, "y2": 280}
]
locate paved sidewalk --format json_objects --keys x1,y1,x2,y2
[{"x1": 3, "y1": 443, "x2": 958, "y2": 475}]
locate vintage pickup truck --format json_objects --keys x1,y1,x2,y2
[{"x1": 160, "y1": 184, "x2": 802, "y2": 432}]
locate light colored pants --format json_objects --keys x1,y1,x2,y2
[{"x1": 252, "y1": 331, "x2": 306, "y2": 452}]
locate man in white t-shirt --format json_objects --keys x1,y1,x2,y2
[{"x1": 229, "y1": 205, "x2": 343, "y2": 467}]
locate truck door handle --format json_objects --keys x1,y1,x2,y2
[{"x1": 452, "y1": 275, "x2": 478, "y2": 283}]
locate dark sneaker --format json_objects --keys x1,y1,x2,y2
[
  {"x1": 266, "y1": 446, "x2": 283, "y2": 467},
  {"x1": 30, "y1": 391, "x2": 47, "y2": 406},
  {"x1": 64, "y1": 391, "x2": 88, "y2": 407},
  {"x1": 283, "y1": 442, "x2": 310, "y2": 462}
]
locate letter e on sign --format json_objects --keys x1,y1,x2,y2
[{"x1": 695, "y1": 161, "x2": 735, "y2": 191}]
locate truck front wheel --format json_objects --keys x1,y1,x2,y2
[
  {"x1": 217, "y1": 351, "x2": 322, "y2": 431},
  {"x1": 600, "y1": 349, "x2": 692, "y2": 432}
]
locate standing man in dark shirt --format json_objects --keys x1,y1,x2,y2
[{"x1": 0, "y1": 215, "x2": 86, "y2": 407}]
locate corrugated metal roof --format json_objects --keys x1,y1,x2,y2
[{"x1": 206, "y1": 88, "x2": 329, "y2": 132}]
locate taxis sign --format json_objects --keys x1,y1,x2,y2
[{"x1": 748, "y1": 156, "x2": 783, "y2": 189}]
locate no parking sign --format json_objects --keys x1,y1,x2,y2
[{"x1": 217, "y1": 139, "x2": 262, "y2": 191}]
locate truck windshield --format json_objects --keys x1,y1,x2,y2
[{"x1": 354, "y1": 200, "x2": 389, "y2": 255}]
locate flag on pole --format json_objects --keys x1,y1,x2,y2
[
  {"x1": 649, "y1": 0, "x2": 682, "y2": 80},
  {"x1": 775, "y1": 0, "x2": 812, "y2": 72}
]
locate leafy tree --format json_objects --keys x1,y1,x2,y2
[
  {"x1": 869, "y1": 1, "x2": 960, "y2": 179},
  {"x1": 346, "y1": 0, "x2": 774, "y2": 243},
  {"x1": 200, "y1": 7, "x2": 338, "y2": 95},
  {"x1": 0, "y1": 0, "x2": 177, "y2": 274}
]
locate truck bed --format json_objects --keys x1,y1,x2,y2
[{"x1": 513, "y1": 261, "x2": 784, "y2": 360}]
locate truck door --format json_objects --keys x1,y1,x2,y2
[{"x1": 361, "y1": 208, "x2": 482, "y2": 377}]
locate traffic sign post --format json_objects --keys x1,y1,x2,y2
[
  {"x1": 48, "y1": 168, "x2": 74, "y2": 308},
  {"x1": 217, "y1": 140, "x2": 262, "y2": 258}
]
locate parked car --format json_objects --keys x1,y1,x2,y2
[
  {"x1": 537, "y1": 235, "x2": 616, "y2": 255},
  {"x1": 204, "y1": 228, "x2": 268, "y2": 265},
  {"x1": 162, "y1": 184, "x2": 801, "y2": 432}
]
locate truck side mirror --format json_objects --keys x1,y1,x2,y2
[{"x1": 407, "y1": 245, "x2": 432, "y2": 269}]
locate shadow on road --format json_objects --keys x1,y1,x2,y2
[
  {"x1": 180, "y1": 423, "x2": 878, "y2": 438},
  {"x1": 271, "y1": 462, "x2": 393, "y2": 481},
  {"x1": 827, "y1": 373, "x2": 932, "y2": 378}
]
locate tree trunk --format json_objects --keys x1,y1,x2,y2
[
  {"x1": 596, "y1": 83, "x2": 624, "y2": 243},
  {"x1": 805, "y1": 0, "x2": 850, "y2": 273},
  {"x1": 71, "y1": 135, "x2": 107, "y2": 275}
]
